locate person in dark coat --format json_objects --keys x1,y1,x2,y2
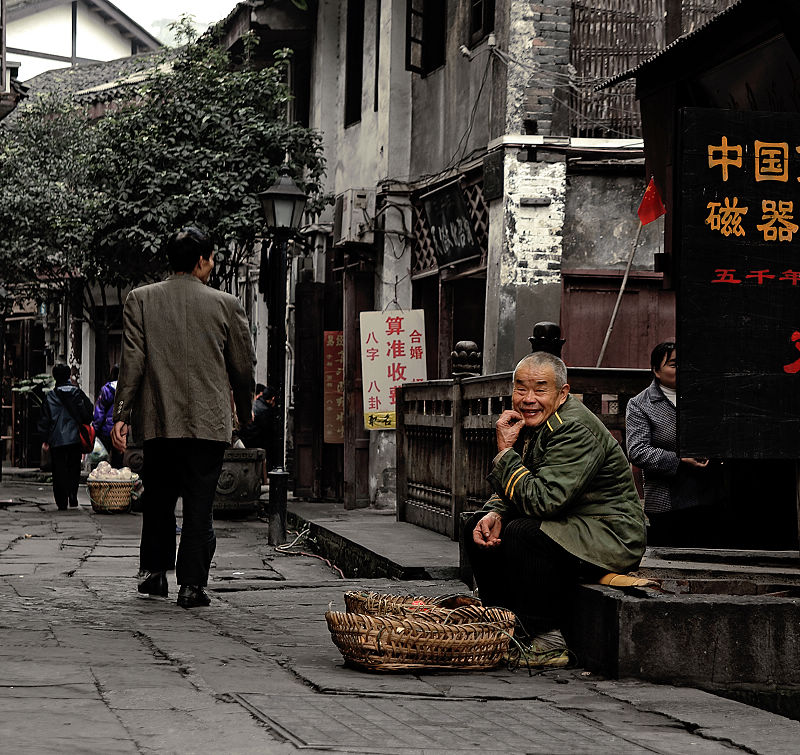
[
  {"x1": 241, "y1": 383, "x2": 277, "y2": 466},
  {"x1": 111, "y1": 226, "x2": 255, "y2": 609},
  {"x1": 38, "y1": 364, "x2": 93, "y2": 510},
  {"x1": 625, "y1": 341, "x2": 717, "y2": 545},
  {"x1": 92, "y1": 364, "x2": 123, "y2": 468}
]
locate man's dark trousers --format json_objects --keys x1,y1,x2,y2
[
  {"x1": 463, "y1": 512, "x2": 605, "y2": 635},
  {"x1": 140, "y1": 438, "x2": 226, "y2": 586},
  {"x1": 50, "y1": 443, "x2": 82, "y2": 509}
]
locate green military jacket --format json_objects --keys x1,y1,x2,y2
[{"x1": 484, "y1": 394, "x2": 646, "y2": 573}]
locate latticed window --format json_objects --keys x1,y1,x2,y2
[
  {"x1": 568, "y1": 0, "x2": 739, "y2": 138},
  {"x1": 569, "y1": 0, "x2": 665, "y2": 138},
  {"x1": 411, "y1": 174, "x2": 488, "y2": 276}
]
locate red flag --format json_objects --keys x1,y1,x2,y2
[{"x1": 637, "y1": 177, "x2": 666, "y2": 225}]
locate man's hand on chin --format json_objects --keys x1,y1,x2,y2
[
  {"x1": 473, "y1": 511, "x2": 502, "y2": 548},
  {"x1": 496, "y1": 409, "x2": 524, "y2": 451}
]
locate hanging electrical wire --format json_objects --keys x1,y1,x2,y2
[{"x1": 274, "y1": 527, "x2": 346, "y2": 579}]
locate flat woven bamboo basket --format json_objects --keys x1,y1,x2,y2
[
  {"x1": 344, "y1": 590, "x2": 481, "y2": 616},
  {"x1": 326, "y1": 607, "x2": 515, "y2": 671},
  {"x1": 88, "y1": 480, "x2": 134, "y2": 513}
]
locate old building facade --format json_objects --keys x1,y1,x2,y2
[{"x1": 218, "y1": 0, "x2": 705, "y2": 509}]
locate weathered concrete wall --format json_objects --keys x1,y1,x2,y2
[
  {"x1": 308, "y1": 0, "x2": 341, "y2": 221},
  {"x1": 484, "y1": 149, "x2": 567, "y2": 373},
  {"x1": 409, "y1": 3, "x2": 499, "y2": 177},
  {"x1": 563, "y1": 172, "x2": 664, "y2": 271}
]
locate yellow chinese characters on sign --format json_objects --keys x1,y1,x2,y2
[
  {"x1": 359, "y1": 310, "x2": 427, "y2": 431},
  {"x1": 705, "y1": 197, "x2": 748, "y2": 236},
  {"x1": 707, "y1": 136, "x2": 742, "y2": 181},
  {"x1": 705, "y1": 137, "x2": 800, "y2": 241},
  {"x1": 757, "y1": 200, "x2": 798, "y2": 241},
  {"x1": 754, "y1": 141, "x2": 789, "y2": 182}
]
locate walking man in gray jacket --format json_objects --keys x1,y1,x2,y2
[{"x1": 112, "y1": 227, "x2": 255, "y2": 608}]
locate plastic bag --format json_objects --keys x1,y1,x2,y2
[{"x1": 87, "y1": 437, "x2": 109, "y2": 464}]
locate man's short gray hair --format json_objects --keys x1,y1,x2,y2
[{"x1": 513, "y1": 352, "x2": 568, "y2": 389}]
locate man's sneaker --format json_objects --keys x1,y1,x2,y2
[{"x1": 507, "y1": 628, "x2": 571, "y2": 669}]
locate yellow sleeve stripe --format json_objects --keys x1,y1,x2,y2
[
  {"x1": 554, "y1": 411, "x2": 563, "y2": 424},
  {"x1": 504, "y1": 467, "x2": 528, "y2": 498},
  {"x1": 546, "y1": 419, "x2": 553, "y2": 431},
  {"x1": 509, "y1": 469, "x2": 529, "y2": 499}
]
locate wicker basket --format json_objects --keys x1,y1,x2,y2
[
  {"x1": 88, "y1": 480, "x2": 134, "y2": 513},
  {"x1": 344, "y1": 591, "x2": 481, "y2": 616},
  {"x1": 326, "y1": 607, "x2": 515, "y2": 671}
]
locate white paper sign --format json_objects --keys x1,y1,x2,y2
[{"x1": 359, "y1": 309, "x2": 427, "y2": 430}]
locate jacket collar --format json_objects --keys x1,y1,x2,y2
[
  {"x1": 166, "y1": 273, "x2": 204, "y2": 284},
  {"x1": 646, "y1": 379, "x2": 671, "y2": 403}
]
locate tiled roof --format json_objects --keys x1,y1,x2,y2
[
  {"x1": 22, "y1": 53, "x2": 158, "y2": 96},
  {"x1": 1, "y1": 52, "x2": 161, "y2": 123}
]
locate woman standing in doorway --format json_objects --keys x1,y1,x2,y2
[{"x1": 625, "y1": 342, "x2": 717, "y2": 545}]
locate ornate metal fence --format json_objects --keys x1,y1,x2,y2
[{"x1": 396, "y1": 367, "x2": 651, "y2": 540}]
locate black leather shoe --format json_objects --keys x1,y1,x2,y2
[
  {"x1": 138, "y1": 571, "x2": 168, "y2": 597},
  {"x1": 177, "y1": 585, "x2": 211, "y2": 608}
]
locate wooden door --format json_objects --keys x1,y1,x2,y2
[
  {"x1": 343, "y1": 268, "x2": 373, "y2": 508},
  {"x1": 561, "y1": 271, "x2": 675, "y2": 368},
  {"x1": 293, "y1": 281, "x2": 325, "y2": 498}
]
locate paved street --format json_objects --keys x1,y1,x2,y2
[{"x1": 1, "y1": 481, "x2": 799, "y2": 754}]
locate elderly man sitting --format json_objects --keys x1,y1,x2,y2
[{"x1": 463, "y1": 352, "x2": 646, "y2": 667}]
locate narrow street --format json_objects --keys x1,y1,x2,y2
[{"x1": 1, "y1": 481, "x2": 798, "y2": 755}]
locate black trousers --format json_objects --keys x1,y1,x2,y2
[
  {"x1": 50, "y1": 443, "x2": 82, "y2": 510},
  {"x1": 463, "y1": 512, "x2": 606, "y2": 635},
  {"x1": 139, "y1": 438, "x2": 226, "y2": 587}
]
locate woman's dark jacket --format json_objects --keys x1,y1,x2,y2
[{"x1": 38, "y1": 385, "x2": 93, "y2": 448}]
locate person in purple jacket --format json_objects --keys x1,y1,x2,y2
[{"x1": 93, "y1": 364, "x2": 123, "y2": 467}]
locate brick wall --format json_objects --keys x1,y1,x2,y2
[{"x1": 508, "y1": 0, "x2": 572, "y2": 136}]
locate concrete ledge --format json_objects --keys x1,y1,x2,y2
[
  {"x1": 569, "y1": 580, "x2": 800, "y2": 718},
  {"x1": 287, "y1": 500, "x2": 460, "y2": 581}
]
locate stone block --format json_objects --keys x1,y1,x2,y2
[
  {"x1": 569, "y1": 582, "x2": 800, "y2": 689},
  {"x1": 213, "y1": 448, "x2": 265, "y2": 517}
]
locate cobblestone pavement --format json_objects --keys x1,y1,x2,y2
[{"x1": 1, "y1": 482, "x2": 799, "y2": 754}]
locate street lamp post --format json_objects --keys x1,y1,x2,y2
[{"x1": 257, "y1": 170, "x2": 308, "y2": 545}]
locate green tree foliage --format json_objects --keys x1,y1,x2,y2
[
  {"x1": 0, "y1": 95, "x2": 102, "y2": 306},
  {"x1": 96, "y1": 21, "x2": 326, "y2": 290},
  {"x1": 0, "y1": 19, "x2": 326, "y2": 334}
]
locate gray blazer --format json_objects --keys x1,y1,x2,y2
[
  {"x1": 114, "y1": 274, "x2": 255, "y2": 444},
  {"x1": 625, "y1": 380, "x2": 713, "y2": 514}
]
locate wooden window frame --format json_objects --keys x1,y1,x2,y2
[
  {"x1": 469, "y1": 0, "x2": 495, "y2": 47},
  {"x1": 405, "y1": 0, "x2": 447, "y2": 77}
]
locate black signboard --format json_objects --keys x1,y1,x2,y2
[
  {"x1": 678, "y1": 107, "x2": 800, "y2": 459},
  {"x1": 421, "y1": 180, "x2": 482, "y2": 268}
]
